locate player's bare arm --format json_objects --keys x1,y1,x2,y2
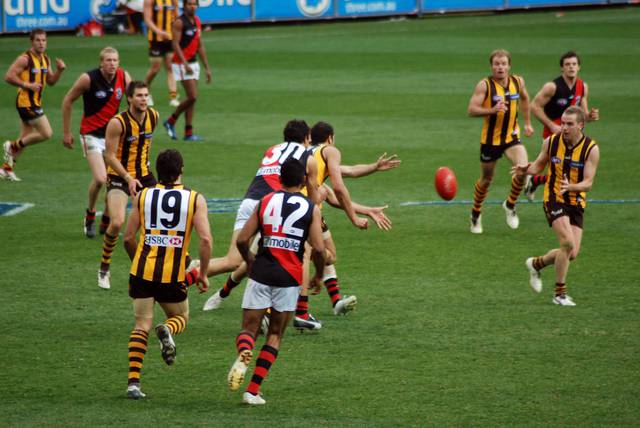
[
  {"x1": 560, "y1": 145, "x2": 600, "y2": 194},
  {"x1": 581, "y1": 83, "x2": 599, "y2": 121},
  {"x1": 197, "y1": 36, "x2": 212, "y2": 84},
  {"x1": 4, "y1": 55, "x2": 39, "y2": 91},
  {"x1": 531, "y1": 81, "x2": 560, "y2": 133},
  {"x1": 323, "y1": 184, "x2": 392, "y2": 231},
  {"x1": 340, "y1": 152, "x2": 401, "y2": 178},
  {"x1": 324, "y1": 146, "x2": 368, "y2": 229},
  {"x1": 517, "y1": 76, "x2": 534, "y2": 137},
  {"x1": 46, "y1": 58, "x2": 66, "y2": 86},
  {"x1": 61, "y1": 73, "x2": 91, "y2": 149},
  {"x1": 144, "y1": 0, "x2": 170, "y2": 39},
  {"x1": 104, "y1": 118, "x2": 141, "y2": 196},
  {"x1": 171, "y1": 17, "x2": 188, "y2": 68},
  {"x1": 124, "y1": 71, "x2": 132, "y2": 89},
  {"x1": 468, "y1": 80, "x2": 505, "y2": 117},
  {"x1": 305, "y1": 155, "x2": 322, "y2": 205},
  {"x1": 123, "y1": 194, "x2": 142, "y2": 259},
  {"x1": 236, "y1": 207, "x2": 260, "y2": 274},
  {"x1": 192, "y1": 193, "x2": 212, "y2": 293},
  {"x1": 512, "y1": 138, "x2": 551, "y2": 177},
  {"x1": 308, "y1": 205, "x2": 327, "y2": 292}
]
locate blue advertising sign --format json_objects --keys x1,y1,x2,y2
[
  {"x1": 254, "y1": 0, "x2": 335, "y2": 21},
  {"x1": 421, "y1": 0, "x2": 504, "y2": 12},
  {"x1": 197, "y1": 0, "x2": 252, "y2": 23},
  {"x1": 337, "y1": 0, "x2": 418, "y2": 17},
  {"x1": 508, "y1": 0, "x2": 606, "y2": 6},
  {"x1": 4, "y1": 0, "x2": 117, "y2": 32}
]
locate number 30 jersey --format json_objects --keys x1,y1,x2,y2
[
  {"x1": 244, "y1": 142, "x2": 310, "y2": 200},
  {"x1": 251, "y1": 191, "x2": 314, "y2": 287},
  {"x1": 130, "y1": 184, "x2": 199, "y2": 283}
]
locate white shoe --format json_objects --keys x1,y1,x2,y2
[
  {"x1": 524, "y1": 175, "x2": 535, "y2": 202},
  {"x1": 98, "y1": 270, "x2": 111, "y2": 289},
  {"x1": 3, "y1": 140, "x2": 15, "y2": 167},
  {"x1": 169, "y1": 98, "x2": 180, "y2": 107},
  {"x1": 553, "y1": 294, "x2": 576, "y2": 306},
  {"x1": 334, "y1": 295, "x2": 357, "y2": 316},
  {"x1": 502, "y1": 201, "x2": 519, "y2": 229},
  {"x1": 260, "y1": 310, "x2": 270, "y2": 336},
  {"x1": 293, "y1": 315, "x2": 322, "y2": 331},
  {"x1": 470, "y1": 215, "x2": 483, "y2": 234},
  {"x1": 187, "y1": 258, "x2": 200, "y2": 272},
  {"x1": 0, "y1": 167, "x2": 21, "y2": 181},
  {"x1": 126, "y1": 384, "x2": 146, "y2": 399},
  {"x1": 147, "y1": 94, "x2": 154, "y2": 106},
  {"x1": 525, "y1": 258, "x2": 542, "y2": 293},
  {"x1": 228, "y1": 349, "x2": 252, "y2": 391},
  {"x1": 243, "y1": 391, "x2": 266, "y2": 405},
  {"x1": 203, "y1": 289, "x2": 224, "y2": 311}
]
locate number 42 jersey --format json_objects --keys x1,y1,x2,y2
[
  {"x1": 130, "y1": 184, "x2": 199, "y2": 283},
  {"x1": 251, "y1": 191, "x2": 314, "y2": 288}
]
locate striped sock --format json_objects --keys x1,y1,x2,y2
[
  {"x1": 185, "y1": 125, "x2": 193, "y2": 137},
  {"x1": 219, "y1": 275, "x2": 240, "y2": 298},
  {"x1": 128, "y1": 329, "x2": 148, "y2": 386},
  {"x1": 246, "y1": 344, "x2": 278, "y2": 396},
  {"x1": 164, "y1": 315, "x2": 187, "y2": 335},
  {"x1": 324, "y1": 278, "x2": 341, "y2": 307},
  {"x1": 100, "y1": 232, "x2": 118, "y2": 272},
  {"x1": 168, "y1": 114, "x2": 178, "y2": 125},
  {"x1": 85, "y1": 209, "x2": 96, "y2": 221},
  {"x1": 506, "y1": 175, "x2": 525, "y2": 209},
  {"x1": 532, "y1": 174, "x2": 547, "y2": 186},
  {"x1": 532, "y1": 256, "x2": 547, "y2": 271},
  {"x1": 555, "y1": 282, "x2": 567, "y2": 297},
  {"x1": 11, "y1": 140, "x2": 24, "y2": 151},
  {"x1": 185, "y1": 268, "x2": 198, "y2": 286},
  {"x1": 295, "y1": 295, "x2": 309, "y2": 320},
  {"x1": 99, "y1": 215, "x2": 110, "y2": 234},
  {"x1": 471, "y1": 179, "x2": 490, "y2": 219},
  {"x1": 236, "y1": 331, "x2": 255, "y2": 354}
]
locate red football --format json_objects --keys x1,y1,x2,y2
[{"x1": 434, "y1": 167, "x2": 457, "y2": 201}]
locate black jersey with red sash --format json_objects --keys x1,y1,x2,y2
[
  {"x1": 80, "y1": 68, "x2": 126, "y2": 138},
  {"x1": 244, "y1": 142, "x2": 310, "y2": 200},
  {"x1": 172, "y1": 15, "x2": 201, "y2": 64},
  {"x1": 543, "y1": 76, "x2": 585, "y2": 138},
  {"x1": 251, "y1": 191, "x2": 314, "y2": 287}
]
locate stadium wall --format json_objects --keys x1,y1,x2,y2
[{"x1": 0, "y1": 0, "x2": 630, "y2": 33}]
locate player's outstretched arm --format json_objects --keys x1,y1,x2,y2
[
  {"x1": 61, "y1": 73, "x2": 90, "y2": 149},
  {"x1": 193, "y1": 193, "x2": 212, "y2": 293},
  {"x1": 323, "y1": 184, "x2": 392, "y2": 230},
  {"x1": 325, "y1": 146, "x2": 367, "y2": 229},
  {"x1": 340, "y1": 152, "x2": 401, "y2": 178},
  {"x1": 123, "y1": 194, "x2": 141, "y2": 260},
  {"x1": 512, "y1": 138, "x2": 551, "y2": 177}
]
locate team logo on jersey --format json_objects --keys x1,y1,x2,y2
[
  {"x1": 186, "y1": 29, "x2": 194, "y2": 36},
  {"x1": 144, "y1": 133, "x2": 153, "y2": 138},
  {"x1": 297, "y1": 0, "x2": 331, "y2": 17},
  {"x1": 145, "y1": 235, "x2": 184, "y2": 248},
  {"x1": 551, "y1": 156, "x2": 562, "y2": 164},
  {"x1": 116, "y1": 88, "x2": 123, "y2": 100},
  {"x1": 557, "y1": 98, "x2": 568, "y2": 106},
  {"x1": 551, "y1": 209, "x2": 563, "y2": 216},
  {"x1": 509, "y1": 93, "x2": 520, "y2": 100},
  {"x1": 492, "y1": 95, "x2": 503, "y2": 102},
  {"x1": 569, "y1": 161, "x2": 584, "y2": 168},
  {"x1": 31, "y1": 68, "x2": 40, "y2": 74},
  {"x1": 127, "y1": 136, "x2": 138, "y2": 142},
  {"x1": 95, "y1": 90, "x2": 107, "y2": 98}
]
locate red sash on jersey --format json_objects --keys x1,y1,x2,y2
[
  {"x1": 172, "y1": 16, "x2": 201, "y2": 64},
  {"x1": 80, "y1": 68, "x2": 125, "y2": 135},
  {"x1": 543, "y1": 78, "x2": 584, "y2": 139}
]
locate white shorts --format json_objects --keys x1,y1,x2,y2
[
  {"x1": 81, "y1": 134, "x2": 106, "y2": 156},
  {"x1": 172, "y1": 61, "x2": 200, "y2": 81},
  {"x1": 242, "y1": 279, "x2": 300, "y2": 312},
  {"x1": 234, "y1": 198, "x2": 259, "y2": 231}
]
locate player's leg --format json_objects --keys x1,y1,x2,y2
[
  {"x1": 293, "y1": 247, "x2": 322, "y2": 330},
  {"x1": 470, "y1": 158, "x2": 496, "y2": 234},
  {"x1": 144, "y1": 57, "x2": 163, "y2": 105},
  {"x1": 550, "y1": 216, "x2": 576, "y2": 305},
  {"x1": 98, "y1": 188, "x2": 128, "y2": 289},
  {"x1": 502, "y1": 143, "x2": 528, "y2": 229},
  {"x1": 163, "y1": 53, "x2": 178, "y2": 106},
  {"x1": 156, "y1": 298, "x2": 189, "y2": 366},
  {"x1": 83, "y1": 137, "x2": 108, "y2": 238},
  {"x1": 524, "y1": 173, "x2": 548, "y2": 201},
  {"x1": 182, "y1": 77, "x2": 199, "y2": 140},
  {"x1": 127, "y1": 297, "x2": 154, "y2": 399},
  {"x1": 321, "y1": 230, "x2": 357, "y2": 315}
]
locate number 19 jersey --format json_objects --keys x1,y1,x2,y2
[
  {"x1": 244, "y1": 142, "x2": 310, "y2": 200},
  {"x1": 130, "y1": 184, "x2": 199, "y2": 283},
  {"x1": 251, "y1": 191, "x2": 314, "y2": 287}
]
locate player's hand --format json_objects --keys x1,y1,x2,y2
[
  {"x1": 352, "y1": 216, "x2": 368, "y2": 230},
  {"x1": 159, "y1": 30, "x2": 171, "y2": 40},
  {"x1": 317, "y1": 185, "x2": 329, "y2": 202},
  {"x1": 511, "y1": 163, "x2": 530, "y2": 177},
  {"x1": 524, "y1": 124, "x2": 534, "y2": 137},
  {"x1": 492, "y1": 100, "x2": 506, "y2": 113},
  {"x1": 589, "y1": 108, "x2": 599, "y2": 121},
  {"x1": 550, "y1": 123, "x2": 562, "y2": 135},
  {"x1": 128, "y1": 178, "x2": 142, "y2": 197},
  {"x1": 25, "y1": 82, "x2": 42, "y2": 92},
  {"x1": 375, "y1": 153, "x2": 401, "y2": 171},
  {"x1": 55, "y1": 58, "x2": 66, "y2": 72},
  {"x1": 184, "y1": 63, "x2": 194, "y2": 75},
  {"x1": 366, "y1": 205, "x2": 392, "y2": 231},
  {"x1": 62, "y1": 132, "x2": 74, "y2": 149},
  {"x1": 205, "y1": 68, "x2": 212, "y2": 84},
  {"x1": 559, "y1": 174, "x2": 571, "y2": 194},
  {"x1": 196, "y1": 273, "x2": 209, "y2": 294},
  {"x1": 310, "y1": 275, "x2": 323, "y2": 295}
]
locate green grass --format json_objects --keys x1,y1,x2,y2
[{"x1": 1, "y1": 7, "x2": 639, "y2": 426}]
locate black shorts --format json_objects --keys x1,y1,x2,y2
[
  {"x1": 480, "y1": 140, "x2": 522, "y2": 163},
  {"x1": 148, "y1": 40, "x2": 173, "y2": 57},
  {"x1": 129, "y1": 274, "x2": 187, "y2": 303},
  {"x1": 17, "y1": 106, "x2": 44, "y2": 123},
  {"x1": 107, "y1": 173, "x2": 157, "y2": 196},
  {"x1": 543, "y1": 201, "x2": 584, "y2": 229}
]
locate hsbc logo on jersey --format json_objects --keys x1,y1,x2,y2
[
  {"x1": 145, "y1": 235, "x2": 184, "y2": 248},
  {"x1": 263, "y1": 235, "x2": 301, "y2": 252}
]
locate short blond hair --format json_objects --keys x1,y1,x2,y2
[
  {"x1": 99, "y1": 46, "x2": 119, "y2": 62},
  {"x1": 489, "y1": 49, "x2": 511, "y2": 65},
  {"x1": 563, "y1": 106, "x2": 585, "y2": 125}
]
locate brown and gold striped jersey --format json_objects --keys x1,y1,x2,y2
[
  {"x1": 130, "y1": 184, "x2": 199, "y2": 283},
  {"x1": 543, "y1": 133, "x2": 597, "y2": 208},
  {"x1": 107, "y1": 108, "x2": 158, "y2": 179},
  {"x1": 16, "y1": 50, "x2": 50, "y2": 109},
  {"x1": 147, "y1": 0, "x2": 177, "y2": 42},
  {"x1": 481, "y1": 75, "x2": 522, "y2": 146}
]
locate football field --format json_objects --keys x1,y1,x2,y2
[{"x1": 1, "y1": 7, "x2": 639, "y2": 426}]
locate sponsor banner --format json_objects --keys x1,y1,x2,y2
[
  {"x1": 196, "y1": 0, "x2": 252, "y2": 24},
  {"x1": 420, "y1": 0, "x2": 504, "y2": 12},
  {"x1": 508, "y1": 0, "x2": 606, "y2": 6},
  {"x1": 263, "y1": 235, "x2": 301, "y2": 252},
  {"x1": 254, "y1": 0, "x2": 334, "y2": 21},
  {"x1": 337, "y1": 0, "x2": 418, "y2": 17},
  {"x1": 3, "y1": 0, "x2": 117, "y2": 32},
  {"x1": 144, "y1": 234, "x2": 184, "y2": 248}
]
